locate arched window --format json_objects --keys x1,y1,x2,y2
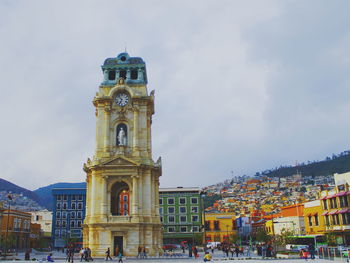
[
  {"x1": 116, "y1": 124, "x2": 128, "y2": 146},
  {"x1": 111, "y1": 182, "x2": 130, "y2": 216}
]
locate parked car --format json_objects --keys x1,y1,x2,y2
[{"x1": 162, "y1": 244, "x2": 178, "y2": 251}]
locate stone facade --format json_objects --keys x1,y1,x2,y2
[{"x1": 83, "y1": 53, "x2": 162, "y2": 257}]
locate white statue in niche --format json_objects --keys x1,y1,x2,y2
[{"x1": 118, "y1": 127, "x2": 127, "y2": 146}]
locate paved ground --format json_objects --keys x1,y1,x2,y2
[{"x1": 0, "y1": 250, "x2": 347, "y2": 263}]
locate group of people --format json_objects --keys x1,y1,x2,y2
[
  {"x1": 105, "y1": 247, "x2": 123, "y2": 262},
  {"x1": 136, "y1": 246, "x2": 148, "y2": 258},
  {"x1": 300, "y1": 244, "x2": 316, "y2": 260},
  {"x1": 79, "y1": 247, "x2": 93, "y2": 262},
  {"x1": 256, "y1": 243, "x2": 274, "y2": 257}
]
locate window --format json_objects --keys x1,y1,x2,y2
[
  {"x1": 56, "y1": 212, "x2": 61, "y2": 219},
  {"x1": 62, "y1": 212, "x2": 67, "y2": 219},
  {"x1": 71, "y1": 203, "x2": 76, "y2": 209},
  {"x1": 63, "y1": 202, "x2": 67, "y2": 210},
  {"x1": 343, "y1": 213, "x2": 350, "y2": 225},
  {"x1": 72, "y1": 195, "x2": 76, "y2": 201},
  {"x1": 180, "y1": 207, "x2": 186, "y2": 214},
  {"x1": 77, "y1": 220, "x2": 82, "y2": 228},
  {"x1": 63, "y1": 195, "x2": 68, "y2": 201},
  {"x1": 123, "y1": 195, "x2": 128, "y2": 202},
  {"x1": 71, "y1": 212, "x2": 75, "y2": 219},
  {"x1": 180, "y1": 226, "x2": 187, "y2": 232},
  {"x1": 314, "y1": 215, "x2": 319, "y2": 226},
  {"x1": 180, "y1": 216, "x2": 187, "y2": 223},
  {"x1": 168, "y1": 207, "x2": 175, "y2": 214},
  {"x1": 77, "y1": 211, "x2": 82, "y2": 219},
  {"x1": 131, "y1": 70, "x2": 138, "y2": 79},
  {"x1": 160, "y1": 216, "x2": 163, "y2": 223},
  {"x1": 192, "y1": 215, "x2": 199, "y2": 222},
  {"x1": 191, "y1": 197, "x2": 198, "y2": 204},
  {"x1": 168, "y1": 227, "x2": 175, "y2": 233},
  {"x1": 78, "y1": 203, "x2": 83, "y2": 210},
  {"x1": 108, "y1": 70, "x2": 116, "y2": 80},
  {"x1": 159, "y1": 198, "x2": 163, "y2": 205},
  {"x1": 191, "y1": 206, "x2": 198, "y2": 213},
  {"x1": 192, "y1": 226, "x2": 199, "y2": 232},
  {"x1": 179, "y1": 197, "x2": 186, "y2": 205},
  {"x1": 123, "y1": 204, "x2": 128, "y2": 215},
  {"x1": 323, "y1": 200, "x2": 328, "y2": 210},
  {"x1": 168, "y1": 216, "x2": 175, "y2": 223},
  {"x1": 325, "y1": 215, "x2": 330, "y2": 225},
  {"x1": 61, "y1": 229, "x2": 66, "y2": 237},
  {"x1": 119, "y1": 70, "x2": 127, "y2": 79},
  {"x1": 167, "y1": 198, "x2": 174, "y2": 205},
  {"x1": 159, "y1": 208, "x2": 163, "y2": 214},
  {"x1": 57, "y1": 195, "x2": 61, "y2": 201},
  {"x1": 55, "y1": 230, "x2": 60, "y2": 237},
  {"x1": 308, "y1": 216, "x2": 312, "y2": 226},
  {"x1": 57, "y1": 203, "x2": 61, "y2": 210},
  {"x1": 78, "y1": 195, "x2": 83, "y2": 201},
  {"x1": 70, "y1": 221, "x2": 75, "y2": 228},
  {"x1": 62, "y1": 220, "x2": 67, "y2": 227},
  {"x1": 56, "y1": 220, "x2": 60, "y2": 227}
]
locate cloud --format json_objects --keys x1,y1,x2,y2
[{"x1": 0, "y1": 0, "x2": 349, "y2": 190}]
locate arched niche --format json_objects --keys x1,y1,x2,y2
[
  {"x1": 111, "y1": 181, "x2": 130, "y2": 215},
  {"x1": 116, "y1": 123, "x2": 128, "y2": 146}
]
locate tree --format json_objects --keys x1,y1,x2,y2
[
  {"x1": 325, "y1": 232, "x2": 337, "y2": 246},
  {"x1": 255, "y1": 228, "x2": 272, "y2": 243},
  {"x1": 274, "y1": 228, "x2": 296, "y2": 248}
]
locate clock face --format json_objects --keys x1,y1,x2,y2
[{"x1": 115, "y1": 93, "x2": 129, "y2": 106}]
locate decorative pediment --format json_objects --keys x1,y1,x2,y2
[{"x1": 102, "y1": 156, "x2": 139, "y2": 167}]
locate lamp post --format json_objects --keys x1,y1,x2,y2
[{"x1": 5, "y1": 194, "x2": 13, "y2": 255}]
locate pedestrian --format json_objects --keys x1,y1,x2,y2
[
  {"x1": 188, "y1": 244, "x2": 193, "y2": 257},
  {"x1": 137, "y1": 246, "x2": 142, "y2": 258},
  {"x1": 302, "y1": 249, "x2": 309, "y2": 261},
  {"x1": 118, "y1": 252, "x2": 123, "y2": 263},
  {"x1": 105, "y1": 248, "x2": 112, "y2": 261},
  {"x1": 142, "y1": 246, "x2": 147, "y2": 258},
  {"x1": 47, "y1": 253, "x2": 54, "y2": 262},
  {"x1": 80, "y1": 248, "x2": 85, "y2": 262},
  {"x1": 25, "y1": 250, "x2": 30, "y2": 260},
  {"x1": 193, "y1": 246, "x2": 198, "y2": 259},
  {"x1": 308, "y1": 244, "x2": 315, "y2": 260},
  {"x1": 67, "y1": 246, "x2": 74, "y2": 263},
  {"x1": 235, "y1": 246, "x2": 239, "y2": 257},
  {"x1": 211, "y1": 245, "x2": 214, "y2": 254},
  {"x1": 203, "y1": 251, "x2": 212, "y2": 262}
]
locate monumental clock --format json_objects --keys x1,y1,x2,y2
[{"x1": 83, "y1": 52, "x2": 162, "y2": 257}]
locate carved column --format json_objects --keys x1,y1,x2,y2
[
  {"x1": 133, "y1": 107, "x2": 139, "y2": 151},
  {"x1": 104, "y1": 106, "x2": 111, "y2": 150},
  {"x1": 101, "y1": 175, "x2": 108, "y2": 217},
  {"x1": 131, "y1": 175, "x2": 139, "y2": 215}
]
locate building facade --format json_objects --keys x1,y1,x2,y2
[
  {"x1": 303, "y1": 200, "x2": 325, "y2": 236},
  {"x1": 31, "y1": 209, "x2": 53, "y2": 237},
  {"x1": 83, "y1": 52, "x2": 162, "y2": 257},
  {"x1": 51, "y1": 188, "x2": 86, "y2": 248},
  {"x1": 204, "y1": 212, "x2": 236, "y2": 243},
  {"x1": 0, "y1": 209, "x2": 31, "y2": 250},
  {"x1": 159, "y1": 187, "x2": 203, "y2": 244},
  {"x1": 319, "y1": 172, "x2": 350, "y2": 245}
]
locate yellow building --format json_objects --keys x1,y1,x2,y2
[
  {"x1": 265, "y1": 219, "x2": 274, "y2": 235},
  {"x1": 319, "y1": 172, "x2": 350, "y2": 245},
  {"x1": 204, "y1": 213, "x2": 237, "y2": 243},
  {"x1": 303, "y1": 200, "x2": 325, "y2": 235},
  {"x1": 83, "y1": 53, "x2": 162, "y2": 257}
]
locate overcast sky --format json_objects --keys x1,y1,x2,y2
[{"x1": 0, "y1": 1, "x2": 349, "y2": 190}]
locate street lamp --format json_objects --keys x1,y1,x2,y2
[{"x1": 5, "y1": 194, "x2": 13, "y2": 255}]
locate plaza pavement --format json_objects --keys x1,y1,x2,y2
[{"x1": 0, "y1": 250, "x2": 346, "y2": 263}]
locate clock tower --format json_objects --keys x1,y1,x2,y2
[{"x1": 83, "y1": 52, "x2": 162, "y2": 257}]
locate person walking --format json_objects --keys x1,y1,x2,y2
[
  {"x1": 80, "y1": 248, "x2": 85, "y2": 262},
  {"x1": 105, "y1": 248, "x2": 112, "y2": 261},
  {"x1": 67, "y1": 247, "x2": 75, "y2": 263},
  {"x1": 117, "y1": 252, "x2": 123, "y2": 263},
  {"x1": 137, "y1": 246, "x2": 142, "y2": 258}
]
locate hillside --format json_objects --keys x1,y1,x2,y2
[
  {"x1": 0, "y1": 178, "x2": 41, "y2": 203},
  {"x1": 34, "y1": 182, "x2": 86, "y2": 210},
  {"x1": 257, "y1": 150, "x2": 350, "y2": 178}
]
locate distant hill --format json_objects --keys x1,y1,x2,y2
[
  {"x1": 34, "y1": 182, "x2": 86, "y2": 210},
  {"x1": 0, "y1": 178, "x2": 41, "y2": 203},
  {"x1": 257, "y1": 150, "x2": 350, "y2": 178}
]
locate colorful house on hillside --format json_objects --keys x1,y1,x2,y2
[{"x1": 204, "y1": 212, "x2": 237, "y2": 243}]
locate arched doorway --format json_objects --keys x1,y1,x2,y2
[{"x1": 111, "y1": 182, "x2": 130, "y2": 215}]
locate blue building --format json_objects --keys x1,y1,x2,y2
[{"x1": 51, "y1": 188, "x2": 86, "y2": 248}]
